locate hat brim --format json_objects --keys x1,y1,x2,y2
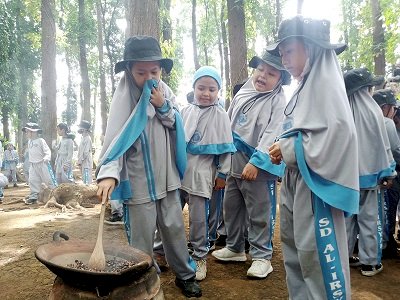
[
  {"x1": 78, "y1": 127, "x2": 91, "y2": 133},
  {"x1": 346, "y1": 76, "x2": 385, "y2": 96},
  {"x1": 248, "y1": 56, "x2": 291, "y2": 86},
  {"x1": 266, "y1": 36, "x2": 347, "y2": 56},
  {"x1": 115, "y1": 58, "x2": 173, "y2": 74},
  {"x1": 22, "y1": 127, "x2": 42, "y2": 133}
]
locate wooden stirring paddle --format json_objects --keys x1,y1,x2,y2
[{"x1": 88, "y1": 197, "x2": 106, "y2": 270}]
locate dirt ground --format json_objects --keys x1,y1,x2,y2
[{"x1": 1, "y1": 184, "x2": 400, "y2": 300}]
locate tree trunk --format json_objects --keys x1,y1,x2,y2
[
  {"x1": 221, "y1": 1, "x2": 231, "y2": 109},
  {"x1": 297, "y1": 0, "x2": 304, "y2": 14},
  {"x1": 103, "y1": 4, "x2": 118, "y2": 95},
  {"x1": 41, "y1": 0, "x2": 57, "y2": 161},
  {"x1": 125, "y1": 0, "x2": 160, "y2": 39},
  {"x1": 1, "y1": 107, "x2": 10, "y2": 141},
  {"x1": 226, "y1": 0, "x2": 248, "y2": 94},
  {"x1": 192, "y1": 0, "x2": 200, "y2": 70},
  {"x1": 161, "y1": 0, "x2": 172, "y2": 85},
  {"x1": 65, "y1": 54, "x2": 77, "y2": 126},
  {"x1": 213, "y1": 2, "x2": 224, "y2": 84},
  {"x1": 96, "y1": 0, "x2": 107, "y2": 136},
  {"x1": 78, "y1": 0, "x2": 91, "y2": 123},
  {"x1": 371, "y1": 0, "x2": 385, "y2": 83},
  {"x1": 17, "y1": 67, "x2": 28, "y2": 154},
  {"x1": 275, "y1": 0, "x2": 282, "y2": 39}
]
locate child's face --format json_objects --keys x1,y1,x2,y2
[
  {"x1": 279, "y1": 38, "x2": 308, "y2": 78},
  {"x1": 57, "y1": 127, "x2": 64, "y2": 136},
  {"x1": 130, "y1": 61, "x2": 162, "y2": 88},
  {"x1": 26, "y1": 130, "x2": 35, "y2": 138},
  {"x1": 194, "y1": 76, "x2": 219, "y2": 106},
  {"x1": 252, "y1": 62, "x2": 281, "y2": 92}
]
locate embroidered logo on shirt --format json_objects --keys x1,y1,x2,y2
[
  {"x1": 190, "y1": 130, "x2": 202, "y2": 144},
  {"x1": 237, "y1": 113, "x2": 247, "y2": 126}
]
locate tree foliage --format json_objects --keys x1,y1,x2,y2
[{"x1": 339, "y1": 0, "x2": 400, "y2": 74}]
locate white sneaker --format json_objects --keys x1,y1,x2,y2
[
  {"x1": 247, "y1": 259, "x2": 273, "y2": 278},
  {"x1": 212, "y1": 247, "x2": 247, "y2": 262},
  {"x1": 195, "y1": 259, "x2": 207, "y2": 281}
]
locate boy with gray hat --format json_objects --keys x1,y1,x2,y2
[
  {"x1": 373, "y1": 89, "x2": 400, "y2": 259},
  {"x1": 95, "y1": 36, "x2": 201, "y2": 297},
  {"x1": 343, "y1": 68, "x2": 396, "y2": 276},
  {"x1": 23, "y1": 123, "x2": 57, "y2": 204},
  {"x1": 268, "y1": 15, "x2": 358, "y2": 299}
]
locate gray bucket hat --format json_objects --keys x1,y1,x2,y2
[
  {"x1": 373, "y1": 89, "x2": 397, "y2": 106},
  {"x1": 344, "y1": 68, "x2": 385, "y2": 96},
  {"x1": 266, "y1": 15, "x2": 347, "y2": 56},
  {"x1": 248, "y1": 51, "x2": 291, "y2": 85},
  {"x1": 78, "y1": 120, "x2": 91, "y2": 133},
  {"x1": 114, "y1": 36, "x2": 173, "y2": 74},
  {"x1": 22, "y1": 122, "x2": 42, "y2": 134}
]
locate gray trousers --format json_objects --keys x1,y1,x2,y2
[
  {"x1": 110, "y1": 199, "x2": 123, "y2": 216},
  {"x1": 223, "y1": 175, "x2": 275, "y2": 260},
  {"x1": 29, "y1": 161, "x2": 56, "y2": 199},
  {"x1": 181, "y1": 191, "x2": 210, "y2": 260},
  {"x1": 125, "y1": 190, "x2": 196, "y2": 280},
  {"x1": 280, "y1": 168, "x2": 351, "y2": 300},
  {"x1": 208, "y1": 189, "x2": 225, "y2": 241},
  {"x1": 346, "y1": 189, "x2": 382, "y2": 265}
]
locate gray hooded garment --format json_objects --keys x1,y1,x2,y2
[
  {"x1": 279, "y1": 47, "x2": 359, "y2": 213},
  {"x1": 348, "y1": 88, "x2": 395, "y2": 189},
  {"x1": 96, "y1": 74, "x2": 181, "y2": 204},
  {"x1": 228, "y1": 78, "x2": 286, "y2": 180},
  {"x1": 180, "y1": 101, "x2": 235, "y2": 199}
]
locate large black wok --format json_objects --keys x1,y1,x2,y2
[{"x1": 35, "y1": 232, "x2": 153, "y2": 289}]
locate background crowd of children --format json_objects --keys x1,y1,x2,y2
[{"x1": 0, "y1": 120, "x2": 93, "y2": 205}]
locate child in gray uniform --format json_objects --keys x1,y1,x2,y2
[
  {"x1": 77, "y1": 120, "x2": 93, "y2": 185},
  {"x1": 343, "y1": 68, "x2": 396, "y2": 276},
  {"x1": 180, "y1": 66, "x2": 235, "y2": 281},
  {"x1": 372, "y1": 89, "x2": 400, "y2": 259},
  {"x1": 23, "y1": 123, "x2": 57, "y2": 204},
  {"x1": 55, "y1": 123, "x2": 74, "y2": 183},
  {"x1": 95, "y1": 36, "x2": 201, "y2": 298},
  {"x1": 3, "y1": 143, "x2": 19, "y2": 187},
  {"x1": 268, "y1": 16, "x2": 359, "y2": 299},
  {"x1": 212, "y1": 52, "x2": 290, "y2": 279}
]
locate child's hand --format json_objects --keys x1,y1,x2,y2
[
  {"x1": 97, "y1": 178, "x2": 116, "y2": 204},
  {"x1": 150, "y1": 85, "x2": 165, "y2": 108},
  {"x1": 269, "y1": 142, "x2": 282, "y2": 165},
  {"x1": 241, "y1": 163, "x2": 258, "y2": 181},
  {"x1": 380, "y1": 178, "x2": 393, "y2": 189},
  {"x1": 214, "y1": 177, "x2": 226, "y2": 190}
]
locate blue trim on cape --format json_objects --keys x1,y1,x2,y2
[
  {"x1": 217, "y1": 172, "x2": 227, "y2": 179},
  {"x1": 157, "y1": 100, "x2": 170, "y2": 114},
  {"x1": 233, "y1": 131, "x2": 285, "y2": 177},
  {"x1": 250, "y1": 151, "x2": 285, "y2": 177},
  {"x1": 186, "y1": 142, "x2": 236, "y2": 155},
  {"x1": 280, "y1": 131, "x2": 359, "y2": 214},
  {"x1": 359, "y1": 161, "x2": 396, "y2": 189},
  {"x1": 102, "y1": 80, "x2": 155, "y2": 166},
  {"x1": 232, "y1": 132, "x2": 254, "y2": 157},
  {"x1": 111, "y1": 180, "x2": 132, "y2": 200},
  {"x1": 102, "y1": 80, "x2": 187, "y2": 201}
]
